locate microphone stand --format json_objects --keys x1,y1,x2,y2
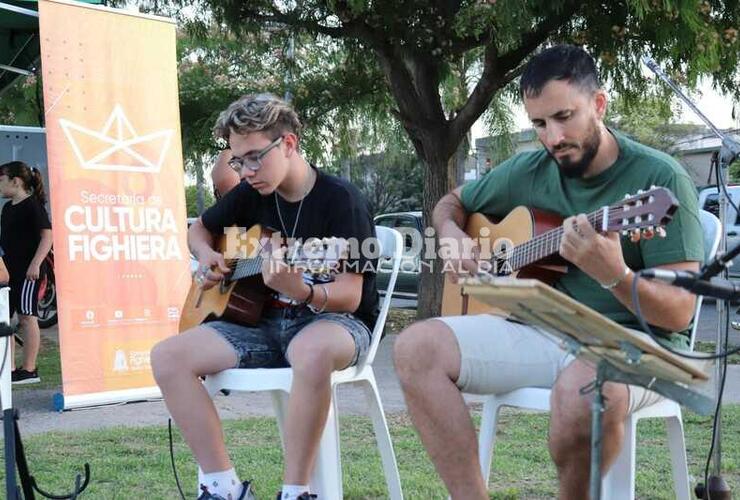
[{"x1": 643, "y1": 56, "x2": 739, "y2": 499}]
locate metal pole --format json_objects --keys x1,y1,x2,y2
[
  {"x1": 643, "y1": 56, "x2": 740, "y2": 493},
  {"x1": 0, "y1": 1, "x2": 39, "y2": 16},
  {"x1": 589, "y1": 362, "x2": 606, "y2": 500}
]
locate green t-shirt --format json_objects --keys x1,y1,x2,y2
[{"x1": 461, "y1": 130, "x2": 704, "y2": 349}]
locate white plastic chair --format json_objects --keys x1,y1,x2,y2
[
  {"x1": 476, "y1": 210, "x2": 721, "y2": 500},
  {"x1": 203, "y1": 226, "x2": 404, "y2": 500}
]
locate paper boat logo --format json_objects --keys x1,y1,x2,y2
[{"x1": 59, "y1": 105, "x2": 173, "y2": 173}]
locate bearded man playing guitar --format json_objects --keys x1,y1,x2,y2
[
  {"x1": 151, "y1": 94, "x2": 378, "y2": 500},
  {"x1": 394, "y1": 45, "x2": 705, "y2": 499}
]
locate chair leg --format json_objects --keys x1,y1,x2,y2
[
  {"x1": 666, "y1": 414, "x2": 691, "y2": 500},
  {"x1": 308, "y1": 395, "x2": 343, "y2": 500},
  {"x1": 271, "y1": 391, "x2": 289, "y2": 453},
  {"x1": 601, "y1": 414, "x2": 637, "y2": 500},
  {"x1": 477, "y1": 395, "x2": 502, "y2": 486},
  {"x1": 359, "y1": 374, "x2": 404, "y2": 500}
]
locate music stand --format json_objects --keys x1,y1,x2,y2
[{"x1": 461, "y1": 277, "x2": 715, "y2": 500}]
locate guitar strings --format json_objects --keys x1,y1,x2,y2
[{"x1": 506, "y1": 207, "x2": 647, "y2": 272}]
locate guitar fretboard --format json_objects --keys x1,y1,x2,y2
[
  {"x1": 507, "y1": 211, "x2": 607, "y2": 272},
  {"x1": 230, "y1": 257, "x2": 264, "y2": 281}
]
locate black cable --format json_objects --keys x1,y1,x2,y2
[
  {"x1": 702, "y1": 310, "x2": 729, "y2": 500},
  {"x1": 630, "y1": 272, "x2": 740, "y2": 359},
  {"x1": 168, "y1": 418, "x2": 188, "y2": 500}
]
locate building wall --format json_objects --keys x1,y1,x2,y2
[{"x1": 676, "y1": 151, "x2": 715, "y2": 187}]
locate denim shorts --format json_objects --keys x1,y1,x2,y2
[{"x1": 206, "y1": 307, "x2": 372, "y2": 369}]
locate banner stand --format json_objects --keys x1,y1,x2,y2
[
  {"x1": 52, "y1": 386, "x2": 162, "y2": 412},
  {"x1": 39, "y1": 0, "x2": 190, "y2": 410}
]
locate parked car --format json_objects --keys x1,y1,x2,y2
[
  {"x1": 697, "y1": 184, "x2": 740, "y2": 276},
  {"x1": 374, "y1": 211, "x2": 423, "y2": 298}
]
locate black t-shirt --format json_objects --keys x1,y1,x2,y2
[
  {"x1": 201, "y1": 166, "x2": 379, "y2": 329},
  {"x1": 0, "y1": 196, "x2": 52, "y2": 276}
]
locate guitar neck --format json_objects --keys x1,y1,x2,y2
[
  {"x1": 230, "y1": 257, "x2": 264, "y2": 281},
  {"x1": 508, "y1": 210, "x2": 605, "y2": 272}
]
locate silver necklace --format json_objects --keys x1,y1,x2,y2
[{"x1": 275, "y1": 165, "x2": 313, "y2": 242}]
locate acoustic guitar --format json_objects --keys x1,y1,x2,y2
[
  {"x1": 179, "y1": 224, "x2": 347, "y2": 332},
  {"x1": 440, "y1": 187, "x2": 679, "y2": 316}
]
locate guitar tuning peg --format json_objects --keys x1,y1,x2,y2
[
  {"x1": 656, "y1": 226, "x2": 667, "y2": 238},
  {"x1": 636, "y1": 189, "x2": 644, "y2": 194},
  {"x1": 642, "y1": 227, "x2": 655, "y2": 240},
  {"x1": 630, "y1": 229, "x2": 642, "y2": 242}
]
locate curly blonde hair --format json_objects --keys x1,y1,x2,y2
[{"x1": 213, "y1": 93, "x2": 303, "y2": 141}]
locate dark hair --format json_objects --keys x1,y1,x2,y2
[
  {"x1": 0, "y1": 161, "x2": 47, "y2": 204},
  {"x1": 520, "y1": 45, "x2": 600, "y2": 98}
]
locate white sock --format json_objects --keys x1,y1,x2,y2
[
  {"x1": 198, "y1": 467, "x2": 241, "y2": 499},
  {"x1": 281, "y1": 484, "x2": 310, "y2": 499}
]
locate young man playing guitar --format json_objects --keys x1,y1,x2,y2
[
  {"x1": 394, "y1": 45, "x2": 704, "y2": 499},
  {"x1": 152, "y1": 94, "x2": 378, "y2": 500}
]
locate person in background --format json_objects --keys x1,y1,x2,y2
[
  {"x1": 211, "y1": 149, "x2": 241, "y2": 200},
  {"x1": 0, "y1": 161, "x2": 53, "y2": 385}
]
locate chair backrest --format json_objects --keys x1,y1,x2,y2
[
  {"x1": 689, "y1": 209, "x2": 722, "y2": 350},
  {"x1": 358, "y1": 226, "x2": 403, "y2": 369}
]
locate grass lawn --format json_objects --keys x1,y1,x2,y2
[
  {"x1": 11, "y1": 334, "x2": 62, "y2": 391},
  {"x1": 695, "y1": 341, "x2": 740, "y2": 364},
  {"x1": 1, "y1": 406, "x2": 737, "y2": 499},
  {"x1": 5, "y1": 311, "x2": 737, "y2": 498}
]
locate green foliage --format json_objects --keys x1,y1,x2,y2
[
  {"x1": 347, "y1": 149, "x2": 424, "y2": 216},
  {"x1": 170, "y1": 0, "x2": 740, "y2": 174},
  {"x1": 604, "y1": 90, "x2": 711, "y2": 152},
  {"x1": 185, "y1": 183, "x2": 215, "y2": 217},
  {"x1": 175, "y1": 20, "x2": 392, "y2": 175},
  {"x1": 0, "y1": 75, "x2": 43, "y2": 126},
  {"x1": 729, "y1": 159, "x2": 740, "y2": 182}
]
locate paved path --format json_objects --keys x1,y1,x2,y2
[{"x1": 8, "y1": 303, "x2": 740, "y2": 436}]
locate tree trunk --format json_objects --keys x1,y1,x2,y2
[
  {"x1": 455, "y1": 132, "x2": 469, "y2": 187},
  {"x1": 416, "y1": 148, "x2": 460, "y2": 320}
]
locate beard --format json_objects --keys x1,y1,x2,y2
[{"x1": 547, "y1": 121, "x2": 602, "y2": 179}]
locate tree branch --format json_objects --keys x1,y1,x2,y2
[
  {"x1": 218, "y1": 3, "x2": 373, "y2": 43},
  {"x1": 449, "y1": 2, "x2": 581, "y2": 144},
  {"x1": 449, "y1": 31, "x2": 492, "y2": 55}
]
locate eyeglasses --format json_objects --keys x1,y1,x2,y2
[{"x1": 227, "y1": 136, "x2": 283, "y2": 173}]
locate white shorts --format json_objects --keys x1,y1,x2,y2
[{"x1": 436, "y1": 314, "x2": 662, "y2": 414}]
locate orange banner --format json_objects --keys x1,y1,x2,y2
[{"x1": 39, "y1": 0, "x2": 189, "y2": 409}]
